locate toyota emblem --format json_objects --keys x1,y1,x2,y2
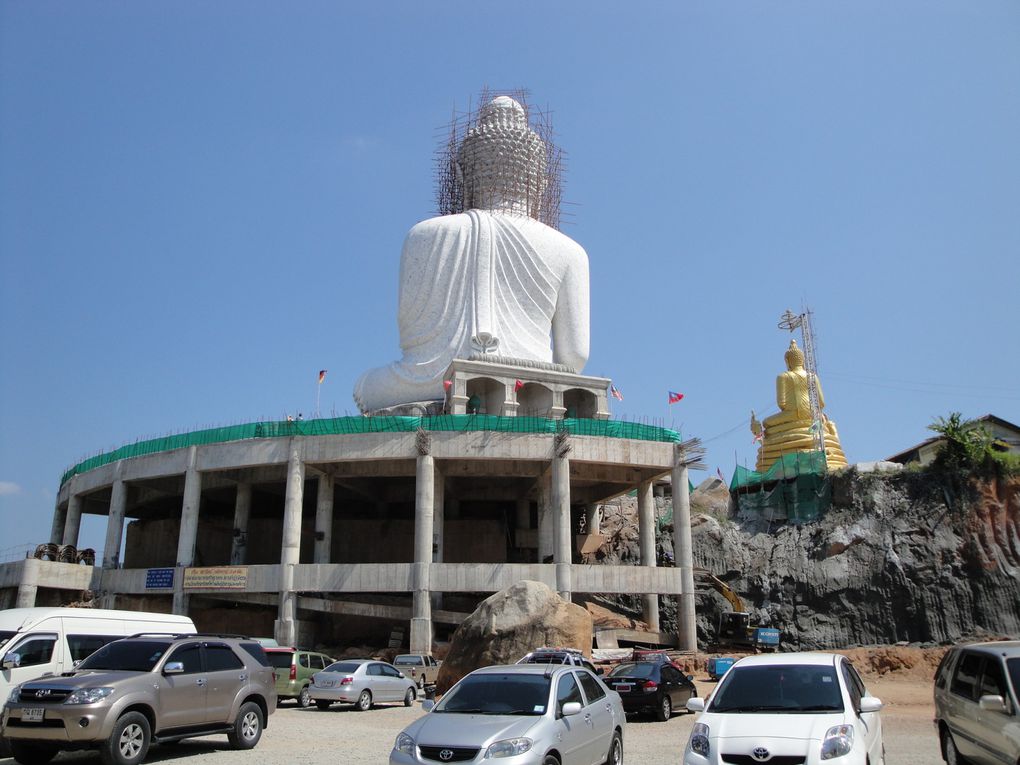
[
  {"x1": 751, "y1": 746, "x2": 771, "y2": 761},
  {"x1": 438, "y1": 750, "x2": 454, "y2": 762}
]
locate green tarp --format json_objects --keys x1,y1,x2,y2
[
  {"x1": 730, "y1": 450, "x2": 830, "y2": 523},
  {"x1": 60, "y1": 415, "x2": 681, "y2": 487},
  {"x1": 730, "y1": 450, "x2": 827, "y2": 491}
]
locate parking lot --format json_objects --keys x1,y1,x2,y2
[{"x1": 1, "y1": 674, "x2": 941, "y2": 765}]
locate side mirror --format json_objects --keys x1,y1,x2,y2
[
  {"x1": 687, "y1": 698, "x2": 706, "y2": 712},
  {"x1": 978, "y1": 695, "x2": 1007, "y2": 713},
  {"x1": 561, "y1": 701, "x2": 582, "y2": 717},
  {"x1": 687, "y1": 674, "x2": 694, "y2": 682},
  {"x1": 3, "y1": 652, "x2": 21, "y2": 669},
  {"x1": 422, "y1": 699, "x2": 435, "y2": 712},
  {"x1": 163, "y1": 661, "x2": 185, "y2": 675},
  {"x1": 596, "y1": 667, "x2": 604, "y2": 676},
  {"x1": 859, "y1": 697, "x2": 883, "y2": 714}
]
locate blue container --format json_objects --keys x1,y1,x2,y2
[
  {"x1": 754, "y1": 628, "x2": 781, "y2": 647},
  {"x1": 708, "y1": 657, "x2": 736, "y2": 680}
]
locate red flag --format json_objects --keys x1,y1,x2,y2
[
  {"x1": 610, "y1": 384, "x2": 624, "y2": 401},
  {"x1": 514, "y1": 380, "x2": 524, "y2": 392},
  {"x1": 318, "y1": 370, "x2": 327, "y2": 384},
  {"x1": 668, "y1": 391, "x2": 684, "y2": 404},
  {"x1": 443, "y1": 380, "x2": 453, "y2": 391}
]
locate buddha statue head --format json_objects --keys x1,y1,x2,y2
[
  {"x1": 784, "y1": 340, "x2": 805, "y2": 371},
  {"x1": 456, "y1": 96, "x2": 547, "y2": 218}
]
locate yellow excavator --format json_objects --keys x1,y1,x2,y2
[{"x1": 693, "y1": 568, "x2": 780, "y2": 651}]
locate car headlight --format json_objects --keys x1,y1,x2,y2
[
  {"x1": 65, "y1": 688, "x2": 114, "y2": 705},
  {"x1": 8, "y1": 685, "x2": 21, "y2": 703},
  {"x1": 484, "y1": 737, "x2": 533, "y2": 758},
  {"x1": 689, "y1": 722, "x2": 710, "y2": 757},
  {"x1": 821, "y1": 724, "x2": 854, "y2": 759},
  {"x1": 394, "y1": 732, "x2": 415, "y2": 756}
]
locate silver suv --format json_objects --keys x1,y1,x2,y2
[
  {"x1": 934, "y1": 640, "x2": 1020, "y2": 765},
  {"x1": 1, "y1": 633, "x2": 276, "y2": 765}
]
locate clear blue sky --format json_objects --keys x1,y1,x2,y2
[{"x1": 2, "y1": 1, "x2": 1018, "y2": 558}]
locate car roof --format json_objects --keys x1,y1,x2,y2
[
  {"x1": 327, "y1": 658, "x2": 370, "y2": 665},
  {"x1": 472, "y1": 663, "x2": 583, "y2": 677},
  {"x1": 264, "y1": 647, "x2": 296, "y2": 653},
  {"x1": 954, "y1": 641, "x2": 1020, "y2": 658},
  {"x1": 732, "y1": 652, "x2": 841, "y2": 668}
]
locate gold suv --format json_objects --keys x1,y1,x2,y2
[{"x1": 1, "y1": 633, "x2": 277, "y2": 765}]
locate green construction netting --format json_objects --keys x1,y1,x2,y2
[
  {"x1": 60, "y1": 415, "x2": 681, "y2": 487},
  {"x1": 731, "y1": 450, "x2": 830, "y2": 523}
]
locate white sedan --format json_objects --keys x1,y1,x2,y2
[
  {"x1": 683, "y1": 652, "x2": 884, "y2": 765},
  {"x1": 309, "y1": 658, "x2": 417, "y2": 711}
]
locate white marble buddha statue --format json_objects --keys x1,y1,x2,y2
[{"x1": 354, "y1": 96, "x2": 590, "y2": 413}]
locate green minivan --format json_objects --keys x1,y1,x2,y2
[{"x1": 265, "y1": 647, "x2": 336, "y2": 707}]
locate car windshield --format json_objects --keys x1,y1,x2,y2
[
  {"x1": 393, "y1": 656, "x2": 422, "y2": 665},
  {"x1": 266, "y1": 652, "x2": 294, "y2": 669},
  {"x1": 607, "y1": 662, "x2": 656, "y2": 679},
  {"x1": 77, "y1": 640, "x2": 171, "y2": 672},
  {"x1": 710, "y1": 664, "x2": 844, "y2": 713},
  {"x1": 323, "y1": 662, "x2": 362, "y2": 674},
  {"x1": 1007, "y1": 658, "x2": 1020, "y2": 702},
  {"x1": 435, "y1": 673, "x2": 550, "y2": 716}
]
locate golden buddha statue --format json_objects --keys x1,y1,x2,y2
[{"x1": 750, "y1": 339, "x2": 848, "y2": 471}]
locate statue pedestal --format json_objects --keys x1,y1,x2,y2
[{"x1": 444, "y1": 358, "x2": 611, "y2": 419}]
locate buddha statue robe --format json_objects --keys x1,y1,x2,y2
[{"x1": 752, "y1": 340, "x2": 847, "y2": 471}]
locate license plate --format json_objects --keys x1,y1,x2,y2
[
  {"x1": 320, "y1": 679, "x2": 333, "y2": 687},
  {"x1": 22, "y1": 708, "x2": 44, "y2": 723},
  {"x1": 615, "y1": 684, "x2": 632, "y2": 692}
]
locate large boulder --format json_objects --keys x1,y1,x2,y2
[{"x1": 435, "y1": 580, "x2": 592, "y2": 693}]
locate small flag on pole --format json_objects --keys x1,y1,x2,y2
[
  {"x1": 318, "y1": 370, "x2": 327, "y2": 384},
  {"x1": 443, "y1": 380, "x2": 453, "y2": 391},
  {"x1": 668, "y1": 391, "x2": 684, "y2": 404},
  {"x1": 610, "y1": 384, "x2": 624, "y2": 401},
  {"x1": 514, "y1": 380, "x2": 524, "y2": 392}
]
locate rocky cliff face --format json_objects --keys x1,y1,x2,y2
[{"x1": 594, "y1": 471, "x2": 1020, "y2": 649}]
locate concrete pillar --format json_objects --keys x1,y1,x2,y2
[
  {"x1": 672, "y1": 455, "x2": 697, "y2": 651},
  {"x1": 173, "y1": 447, "x2": 202, "y2": 615},
  {"x1": 537, "y1": 471, "x2": 554, "y2": 563},
  {"x1": 515, "y1": 498, "x2": 530, "y2": 548},
  {"x1": 314, "y1": 476, "x2": 334, "y2": 564},
  {"x1": 49, "y1": 501, "x2": 67, "y2": 546},
  {"x1": 410, "y1": 454, "x2": 434, "y2": 654},
  {"x1": 586, "y1": 503, "x2": 602, "y2": 535},
  {"x1": 62, "y1": 494, "x2": 83, "y2": 548},
  {"x1": 551, "y1": 454, "x2": 572, "y2": 600},
  {"x1": 16, "y1": 558, "x2": 40, "y2": 608},
  {"x1": 638, "y1": 480, "x2": 660, "y2": 632},
  {"x1": 230, "y1": 482, "x2": 252, "y2": 565},
  {"x1": 276, "y1": 440, "x2": 304, "y2": 647},
  {"x1": 102, "y1": 474, "x2": 127, "y2": 569},
  {"x1": 431, "y1": 471, "x2": 444, "y2": 612}
]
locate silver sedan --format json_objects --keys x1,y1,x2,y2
[
  {"x1": 390, "y1": 663, "x2": 625, "y2": 765},
  {"x1": 309, "y1": 659, "x2": 417, "y2": 711}
]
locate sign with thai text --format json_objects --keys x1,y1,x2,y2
[
  {"x1": 182, "y1": 566, "x2": 248, "y2": 590},
  {"x1": 145, "y1": 568, "x2": 174, "y2": 589}
]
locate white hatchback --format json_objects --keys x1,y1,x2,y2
[{"x1": 683, "y1": 652, "x2": 884, "y2": 765}]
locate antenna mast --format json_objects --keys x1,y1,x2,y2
[{"x1": 778, "y1": 308, "x2": 825, "y2": 455}]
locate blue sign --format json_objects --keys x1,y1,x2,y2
[{"x1": 145, "y1": 568, "x2": 175, "y2": 589}]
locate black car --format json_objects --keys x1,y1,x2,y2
[{"x1": 604, "y1": 661, "x2": 697, "y2": 721}]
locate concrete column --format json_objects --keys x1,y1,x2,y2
[
  {"x1": 173, "y1": 447, "x2": 202, "y2": 614},
  {"x1": 551, "y1": 454, "x2": 572, "y2": 600},
  {"x1": 276, "y1": 440, "x2": 304, "y2": 647},
  {"x1": 431, "y1": 471, "x2": 444, "y2": 612},
  {"x1": 16, "y1": 558, "x2": 40, "y2": 608},
  {"x1": 638, "y1": 480, "x2": 660, "y2": 632},
  {"x1": 313, "y1": 476, "x2": 334, "y2": 564},
  {"x1": 102, "y1": 473, "x2": 127, "y2": 569},
  {"x1": 586, "y1": 503, "x2": 602, "y2": 535},
  {"x1": 515, "y1": 498, "x2": 530, "y2": 547},
  {"x1": 672, "y1": 455, "x2": 697, "y2": 651},
  {"x1": 49, "y1": 501, "x2": 67, "y2": 546},
  {"x1": 230, "y1": 482, "x2": 252, "y2": 565},
  {"x1": 537, "y1": 471, "x2": 554, "y2": 563},
  {"x1": 410, "y1": 454, "x2": 434, "y2": 654},
  {"x1": 62, "y1": 494, "x2": 83, "y2": 548}
]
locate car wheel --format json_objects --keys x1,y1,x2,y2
[
  {"x1": 315, "y1": 699, "x2": 332, "y2": 710},
  {"x1": 942, "y1": 730, "x2": 969, "y2": 765},
  {"x1": 298, "y1": 685, "x2": 312, "y2": 708},
  {"x1": 404, "y1": 687, "x2": 416, "y2": 706},
  {"x1": 9, "y1": 741, "x2": 59, "y2": 765},
  {"x1": 655, "y1": 695, "x2": 671, "y2": 722},
  {"x1": 603, "y1": 730, "x2": 623, "y2": 765},
  {"x1": 100, "y1": 711, "x2": 151, "y2": 765},
  {"x1": 355, "y1": 689, "x2": 372, "y2": 711},
  {"x1": 542, "y1": 756, "x2": 560, "y2": 765},
  {"x1": 227, "y1": 701, "x2": 264, "y2": 750}
]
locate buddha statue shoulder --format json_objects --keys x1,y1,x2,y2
[{"x1": 355, "y1": 96, "x2": 590, "y2": 413}]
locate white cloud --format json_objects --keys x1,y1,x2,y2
[{"x1": 0, "y1": 482, "x2": 22, "y2": 496}]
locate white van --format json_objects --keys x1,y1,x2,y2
[{"x1": 0, "y1": 607, "x2": 196, "y2": 702}]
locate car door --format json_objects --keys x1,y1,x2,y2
[
  {"x1": 948, "y1": 651, "x2": 985, "y2": 763},
  {"x1": 158, "y1": 641, "x2": 207, "y2": 730},
  {"x1": 841, "y1": 659, "x2": 881, "y2": 763},
  {"x1": 553, "y1": 671, "x2": 590, "y2": 765},
  {"x1": 972, "y1": 657, "x2": 1012, "y2": 765},
  {"x1": 366, "y1": 662, "x2": 392, "y2": 701},
  {"x1": 1, "y1": 633, "x2": 59, "y2": 692},
  {"x1": 660, "y1": 665, "x2": 687, "y2": 708},
  {"x1": 576, "y1": 670, "x2": 614, "y2": 765},
  {"x1": 380, "y1": 663, "x2": 409, "y2": 699},
  {"x1": 203, "y1": 642, "x2": 247, "y2": 724}
]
